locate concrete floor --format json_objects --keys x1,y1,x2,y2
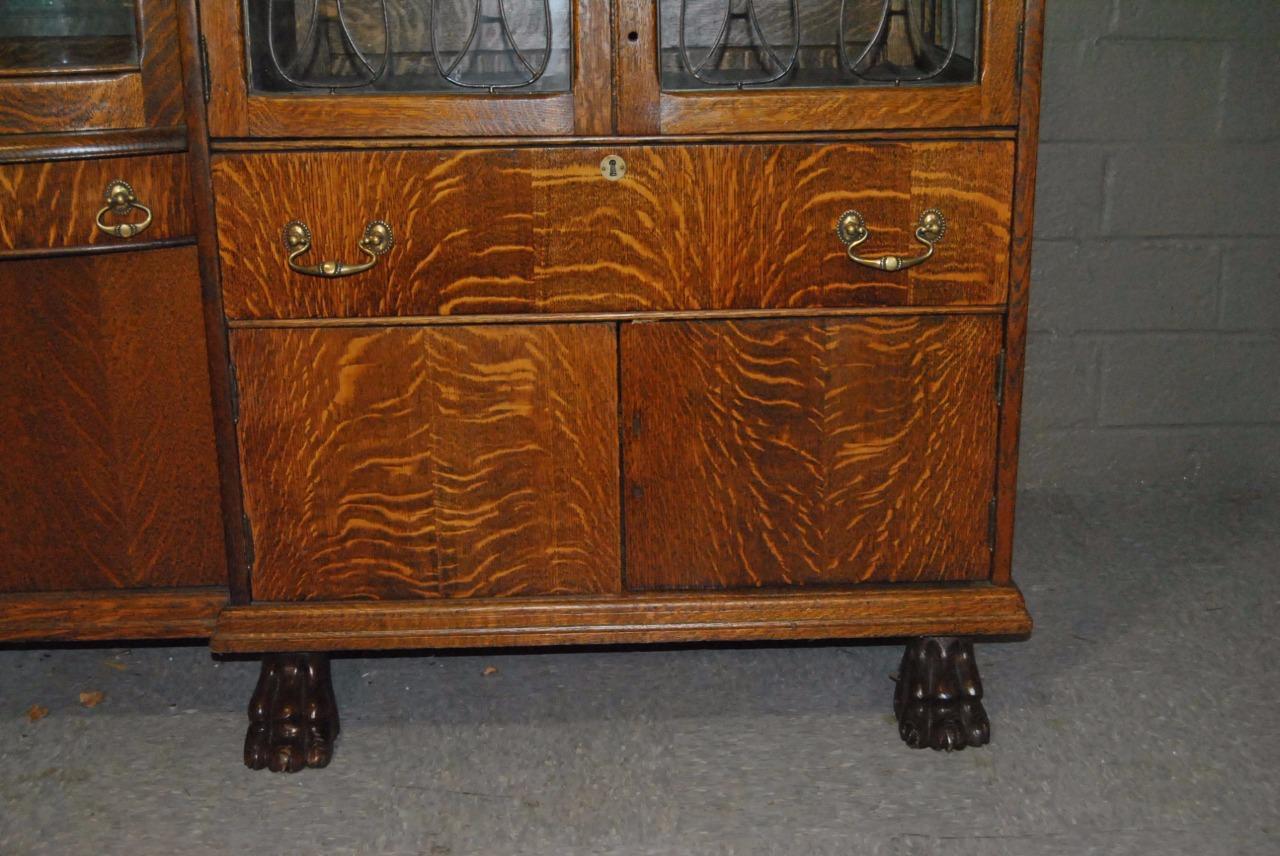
[{"x1": 1, "y1": 490, "x2": 1277, "y2": 855}]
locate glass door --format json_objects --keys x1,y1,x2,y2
[
  {"x1": 0, "y1": 0, "x2": 185, "y2": 135},
  {"x1": 202, "y1": 0, "x2": 612, "y2": 137},
  {"x1": 617, "y1": 0, "x2": 1021, "y2": 134}
]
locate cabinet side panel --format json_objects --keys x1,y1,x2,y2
[
  {"x1": 0, "y1": 247, "x2": 226, "y2": 592},
  {"x1": 622, "y1": 315, "x2": 1001, "y2": 589}
]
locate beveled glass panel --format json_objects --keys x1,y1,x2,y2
[
  {"x1": 660, "y1": 0, "x2": 979, "y2": 91},
  {"x1": 0, "y1": 0, "x2": 140, "y2": 75},
  {"x1": 246, "y1": 0, "x2": 572, "y2": 94}
]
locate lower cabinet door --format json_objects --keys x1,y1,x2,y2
[
  {"x1": 0, "y1": 247, "x2": 225, "y2": 593},
  {"x1": 231, "y1": 324, "x2": 621, "y2": 601},
  {"x1": 621, "y1": 314, "x2": 1003, "y2": 589}
]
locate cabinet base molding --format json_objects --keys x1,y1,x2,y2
[
  {"x1": 245, "y1": 653, "x2": 339, "y2": 774},
  {"x1": 0, "y1": 588, "x2": 226, "y2": 643},
  {"x1": 894, "y1": 636, "x2": 991, "y2": 751},
  {"x1": 211, "y1": 584, "x2": 1030, "y2": 654}
]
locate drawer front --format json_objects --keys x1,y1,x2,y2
[
  {"x1": 231, "y1": 323, "x2": 621, "y2": 602},
  {"x1": 0, "y1": 153, "x2": 193, "y2": 253},
  {"x1": 214, "y1": 141, "x2": 1013, "y2": 320},
  {"x1": 622, "y1": 314, "x2": 1002, "y2": 589}
]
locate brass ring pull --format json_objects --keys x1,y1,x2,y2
[
  {"x1": 835, "y1": 208, "x2": 947, "y2": 272},
  {"x1": 95, "y1": 180, "x2": 153, "y2": 239},
  {"x1": 283, "y1": 219, "x2": 394, "y2": 278}
]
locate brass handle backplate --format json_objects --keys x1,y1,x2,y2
[
  {"x1": 95, "y1": 180, "x2": 153, "y2": 239},
  {"x1": 836, "y1": 208, "x2": 947, "y2": 272},
  {"x1": 283, "y1": 220, "x2": 394, "y2": 278}
]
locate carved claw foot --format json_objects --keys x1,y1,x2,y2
[
  {"x1": 894, "y1": 637, "x2": 990, "y2": 751},
  {"x1": 244, "y1": 653, "x2": 339, "y2": 773}
]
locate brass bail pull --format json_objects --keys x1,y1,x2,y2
[
  {"x1": 282, "y1": 219, "x2": 394, "y2": 278},
  {"x1": 95, "y1": 180, "x2": 153, "y2": 239},
  {"x1": 835, "y1": 208, "x2": 947, "y2": 272}
]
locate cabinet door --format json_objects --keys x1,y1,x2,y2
[
  {"x1": 0, "y1": 247, "x2": 225, "y2": 592},
  {"x1": 622, "y1": 314, "x2": 1001, "y2": 589},
  {"x1": 231, "y1": 323, "x2": 621, "y2": 601},
  {"x1": 0, "y1": 0, "x2": 185, "y2": 135},
  {"x1": 617, "y1": 0, "x2": 1021, "y2": 134},
  {"x1": 201, "y1": 0, "x2": 611, "y2": 137}
]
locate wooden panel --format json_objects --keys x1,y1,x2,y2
[
  {"x1": 0, "y1": 153, "x2": 194, "y2": 252},
  {"x1": 622, "y1": 315, "x2": 1002, "y2": 590},
  {"x1": 231, "y1": 324, "x2": 621, "y2": 601},
  {"x1": 0, "y1": 247, "x2": 226, "y2": 593},
  {"x1": 0, "y1": 75, "x2": 145, "y2": 135},
  {"x1": 211, "y1": 583, "x2": 1032, "y2": 653},
  {"x1": 615, "y1": 0, "x2": 1020, "y2": 135},
  {"x1": 995, "y1": 0, "x2": 1047, "y2": 584},
  {"x1": 214, "y1": 141, "x2": 1013, "y2": 319},
  {"x1": 0, "y1": 588, "x2": 225, "y2": 642}
]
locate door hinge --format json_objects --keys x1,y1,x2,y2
[
  {"x1": 228, "y1": 360, "x2": 241, "y2": 424},
  {"x1": 1016, "y1": 20, "x2": 1026, "y2": 75},
  {"x1": 995, "y1": 349, "x2": 1007, "y2": 406},
  {"x1": 241, "y1": 513, "x2": 256, "y2": 574},
  {"x1": 987, "y1": 498, "x2": 998, "y2": 551},
  {"x1": 199, "y1": 35, "x2": 212, "y2": 104}
]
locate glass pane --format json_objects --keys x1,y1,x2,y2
[
  {"x1": 660, "y1": 0, "x2": 979, "y2": 91},
  {"x1": 246, "y1": 0, "x2": 572, "y2": 94},
  {"x1": 0, "y1": 0, "x2": 140, "y2": 74}
]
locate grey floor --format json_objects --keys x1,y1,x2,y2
[{"x1": 1, "y1": 490, "x2": 1277, "y2": 856}]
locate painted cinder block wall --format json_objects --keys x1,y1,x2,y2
[{"x1": 1020, "y1": 0, "x2": 1280, "y2": 492}]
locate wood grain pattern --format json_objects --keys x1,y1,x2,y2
[
  {"x1": 0, "y1": 0, "x2": 184, "y2": 135},
  {"x1": 0, "y1": 153, "x2": 194, "y2": 252},
  {"x1": 231, "y1": 324, "x2": 620, "y2": 601},
  {"x1": 616, "y1": 0, "x2": 1019, "y2": 135},
  {"x1": 0, "y1": 247, "x2": 226, "y2": 593},
  {"x1": 623, "y1": 315, "x2": 1002, "y2": 589},
  {"x1": 0, "y1": 588, "x2": 225, "y2": 642},
  {"x1": 0, "y1": 76, "x2": 145, "y2": 135},
  {"x1": 994, "y1": 0, "x2": 1046, "y2": 585},
  {"x1": 211, "y1": 582, "x2": 1031, "y2": 653},
  {"x1": 0, "y1": 127, "x2": 187, "y2": 166},
  {"x1": 213, "y1": 141, "x2": 1012, "y2": 319}
]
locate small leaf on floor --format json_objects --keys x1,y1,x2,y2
[
  {"x1": 482, "y1": 666, "x2": 499, "y2": 677},
  {"x1": 79, "y1": 691, "x2": 106, "y2": 708},
  {"x1": 26, "y1": 704, "x2": 49, "y2": 722}
]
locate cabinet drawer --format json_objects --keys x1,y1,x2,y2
[
  {"x1": 231, "y1": 323, "x2": 621, "y2": 602},
  {"x1": 622, "y1": 314, "x2": 1003, "y2": 589},
  {"x1": 0, "y1": 153, "x2": 193, "y2": 253},
  {"x1": 214, "y1": 141, "x2": 1013, "y2": 320}
]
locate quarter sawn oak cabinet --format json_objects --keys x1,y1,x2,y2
[{"x1": 2, "y1": 0, "x2": 1045, "y2": 771}]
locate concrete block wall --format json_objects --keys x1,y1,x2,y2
[{"x1": 1020, "y1": 0, "x2": 1280, "y2": 492}]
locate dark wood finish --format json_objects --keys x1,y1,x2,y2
[
  {"x1": 199, "y1": 0, "x2": 608, "y2": 139},
  {"x1": 0, "y1": 588, "x2": 225, "y2": 642},
  {"x1": 211, "y1": 583, "x2": 1031, "y2": 653},
  {"x1": 230, "y1": 324, "x2": 621, "y2": 601},
  {"x1": 0, "y1": 247, "x2": 225, "y2": 593},
  {"x1": 0, "y1": 0, "x2": 185, "y2": 136},
  {"x1": 615, "y1": 0, "x2": 1021, "y2": 136},
  {"x1": 0, "y1": 153, "x2": 194, "y2": 253},
  {"x1": 994, "y1": 0, "x2": 1047, "y2": 585},
  {"x1": 623, "y1": 315, "x2": 1002, "y2": 589},
  {"x1": 245, "y1": 653, "x2": 339, "y2": 773},
  {"x1": 212, "y1": 141, "x2": 1013, "y2": 320},
  {"x1": 895, "y1": 637, "x2": 990, "y2": 751},
  {"x1": 177, "y1": 0, "x2": 254, "y2": 605},
  {"x1": 0, "y1": 127, "x2": 187, "y2": 166}
]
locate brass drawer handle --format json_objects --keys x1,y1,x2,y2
[
  {"x1": 283, "y1": 220, "x2": 394, "y2": 278},
  {"x1": 836, "y1": 208, "x2": 947, "y2": 272},
  {"x1": 95, "y1": 180, "x2": 153, "y2": 239}
]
